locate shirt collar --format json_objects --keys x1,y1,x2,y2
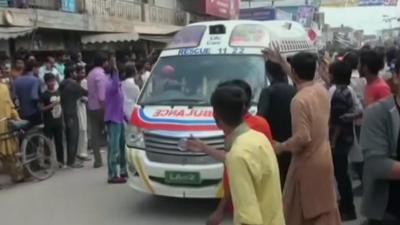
[
  {"x1": 297, "y1": 80, "x2": 314, "y2": 91},
  {"x1": 225, "y1": 122, "x2": 250, "y2": 150}
]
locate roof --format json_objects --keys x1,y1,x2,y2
[
  {"x1": 189, "y1": 20, "x2": 309, "y2": 41},
  {"x1": 81, "y1": 32, "x2": 139, "y2": 44},
  {"x1": 0, "y1": 26, "x2": 35, "y2": 40}
]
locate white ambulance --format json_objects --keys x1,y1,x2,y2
[{"x1": 126, "y1": 20, "x2": 316, "y2": 198}]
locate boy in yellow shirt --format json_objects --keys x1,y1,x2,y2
[{"x1": 210, "y1": 85, "x2": 285, "y2": 225}]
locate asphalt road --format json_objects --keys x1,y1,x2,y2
[{"x1": 0, "y1": 159, "x2": 364, "y2": 225}]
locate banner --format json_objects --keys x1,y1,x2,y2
[
  {"x1": 205, "y1": 0, "x2": 240, "y2": 19},
  {"x1": 319, "y1": 0, "x2": 397, "y2": 6},
  {"x1": 240, "y1": 7, "x2": 276, "y2": 20},
  {"x1": 297, "y1": 6, "x2": 315, "y2": 28},
  {"x1": 319, "y1": 0, "x2": 359, "y2": 7}
]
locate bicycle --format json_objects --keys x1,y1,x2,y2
[{"x1": 0, "y1": 118, "x2": 57, "y2": 181}]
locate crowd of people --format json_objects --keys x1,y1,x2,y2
[
  {"x1": 0, "y1": 44, "x2": 400, "y2": 225},
  {"x1": 187, "y1": 45, "x2": 400, "y2": 225},
  {"x1": 0, "y1": 50, "x2": 154, "y2": 184}
]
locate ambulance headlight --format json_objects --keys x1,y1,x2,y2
[{"x1": 126, "y1": 124, "x2": 145, "y2": 149}]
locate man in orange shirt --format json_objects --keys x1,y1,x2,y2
[
  {"x1": 187, "y1": 79, "x2": 273, "y2": 225},
  {"x1": 359, "y1": 49, "x2": 391, "y2": 107}
]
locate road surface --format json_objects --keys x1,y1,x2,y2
[{"x1": 0, "y1": 160, "x2": 364, "y2": 225}]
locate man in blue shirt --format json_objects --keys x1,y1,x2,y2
[{"x1": 13, "y1": 60, "x2": 42, "y2": 126}]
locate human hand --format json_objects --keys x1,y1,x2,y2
[
  {"x1": 274, "y1": 141, "x2": 284, "y2": 155},
  {"x1": 186, "y1": 136, "x2": 205, "y2": 152},
  {"x1": 262, "y1": 42, "x2": 283, "y2": 64},
  {"x1": 318, "y1": 60, "x2": 330, "y2": 85},
  {"x1": 51, "y1": 101, "x2": 60, "y2": 107},
  {"x1": 206, "y1": 210, "x2": 224, "y2": 225}
]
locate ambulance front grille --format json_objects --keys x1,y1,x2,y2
[{"x1": 143, "y1": 132, "x2": 224, "y2": 155}]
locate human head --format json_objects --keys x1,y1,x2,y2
[
  {"x1": 161, "y1": 65, "x2": 176, "y2": 77},
  {"x1": 393, "y1": 57, "x2": 400, "y2": 94},
  {"x1": 58, "y1": 52, "x2": 69, "y2": 63},
  {"x1": 144, "y1": 61, "x2": 152, "y2": 71},
  {"x1": 76, "y1": 66, "x2": 86, "y2": 81},
  {"x1": 266, "y1": 60, "x2": 287, "y2": 83},
  {"x1": 77, "y1": 52, "x2": 83, "y2": 61},
  {"x1": 64, "y1": 65, "x2": 77, "y2": 80},
  {"x1": 289, "y1": 52, "x2": 317, "y2": 84},
  {"x1": 47, "y1": 56, "x2": 56, "y2": 69},
  {"x1": 359, "y1": 49, "x2": 384, "y2": 78},
  {"x1": 125, "y1": 62, "x2": 137, "y2": 79},
  {"x1": 33, "y1": 62, "x2": 41, "y2": 77},
  {"x1": 329, "y1": 61, "x2": 352, "y2": 86},
  {"x1": 27, "y1": 54, "x2": 36, "y2": 63},
  {"x1": 23, "y1": 60, "x2": 35, "y2": 74},
  {"x1": 218, "y1": 80, "x2": 252, "y2": 110},
  {"x1": 94, "y1": 52, "x2": 109, "y2": 69},
  {"x1": 342, "y1": 51, "x2": 359, "y2": 70},
  {"x1": 210, "y1": 85, "x2": 246, "y2": 131},
  {"x1": 136, "y1": 61, "x2": 144, "y2": 73},
  {"x1": 15, "y1": 59, "x2": 24, "y2": 70},
  {"x1": 44, "y1": 73, "x2": 57, "y2": 91}
]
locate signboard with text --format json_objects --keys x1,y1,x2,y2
[
  {"x1": 205, "y1": 0, "x2": 240, "y2": 19},
  {"x1": 181, "y1": 0, "x2": 240, "y2": 19},
  {"x1": 239, "y1": 7, "x2": 276, "y2": 21},
  {"x1": 319, "y1": 0, "x2": 398, "y2": 6},
  {"x1": 297, "y1": 6, "x2": 315, "y2": 28}
]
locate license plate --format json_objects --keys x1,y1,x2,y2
[{"x1": 165, "y1": 171, "x2": 201, "y2": 185}]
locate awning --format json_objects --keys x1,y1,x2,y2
[
  {"x1": 0, "y1": 27, "x2": 35, "y2": 40},
  {"x1": 139, "y1": 34, "x2": 173, "y2": 43},
  {"x1": 81, "y1": 32, "x2": 139, "y2": 44},
  {"x1": 133, "y1": 24, "x2": 181, "y2": 35}
]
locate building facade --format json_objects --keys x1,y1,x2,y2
[{"x1": 0, "y1": 0, "x2": 239, "y2": 60}]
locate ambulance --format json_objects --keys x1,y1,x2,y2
[{"x1": 126, "y1": 20, "x2": 316, "y2": 198}]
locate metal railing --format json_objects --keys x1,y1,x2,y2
[
  {"x1": 1, "y1": 0, "x2": 188, "y2": 26},
  {"x1": 83, "y1": 0, "x2": 142, "y2": 21},
  {"x1": 147, "y1": 5, "x2": 187, "y2": 26}
]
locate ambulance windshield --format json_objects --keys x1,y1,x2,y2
[{"x1": 138, "y1": 55, "x2": 266, "y2": 106}]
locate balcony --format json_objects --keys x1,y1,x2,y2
[
  {"x1": 146, "y1": 5, "x2": 188, "y2": 27},
  {"x1": 1, "y1": 0, "x2": 189, "y2": 26},
  {"x1": 83, "y1": 0, "x2": 142, "y2": 21}
]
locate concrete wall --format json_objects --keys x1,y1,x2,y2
[{"x1": 154, "y1": 0, "x2": 178, "y2": 9}]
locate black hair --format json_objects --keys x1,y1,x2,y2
[
  {"x1": 290, "y1": 52, "x2": 317, "y2": 81},
  {"x1": 329, "y1": 61, "x2": 352, "y2": 86},
  {"x1": 44, "y1": 73, "x2": 56, "y2": 83},
  {"x1": 125, "y1": 62, "x2": 137, "y2": 79},
  {"x1": 23, "y1": 60, "x2": 34, "y2": 73},
  {"x1": 136, "y1": 61, "x2": 145, "y2": 72},
  {"x1": 266, "y1": 60, "x2": 287, "y2": 83},
  {"x1": 94, "y1": 52, "x2": 108, "y2": 67},
  {"x1": 211, "y1": 85, "x2": 246, "y2": 127},
  {"x1": 386, "y1": 47, "x2": 397, "y2": 65},
  {"x1": 218, "y1": 80, "x2": 252, "y2": 109},
  {"x1": 76, "y1": 66, "x2": 85, "y2": 72},
  {"x1": 359, "y1": 49, "x2": 384, "y2": 75},
  {"x1": 342, "y1": 51, "x2": 359, "y2": 70},
  {"x1": 64, "y1": 65, "x2": 77, "y2": 79},
  {"x1": 395, "y1": 57, "x2": 400, "y2": 74}
]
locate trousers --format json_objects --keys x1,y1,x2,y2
[
  {"x1": 44, "y1": 123, "x2": 64, "y2": 164},
  {"x1": 332, "y1": 139, "x2": 355, "y2": 213},
  {"x1": 106, "y1": 122, "x2": 126, "y2": 178},
  {"x1": 64, "y1": 115, "x2": 79, "y2": 165},
  {"x1": 88, "y1": 109, "x2": 105, "y2": 166}
]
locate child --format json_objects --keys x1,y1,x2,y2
[{"x1": 40, "y1": 73, "x2": 64, "y2": 166}]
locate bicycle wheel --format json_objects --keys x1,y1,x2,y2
[{"x1": 21, "y1": 131, "x2": 57, "y2": 181}]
